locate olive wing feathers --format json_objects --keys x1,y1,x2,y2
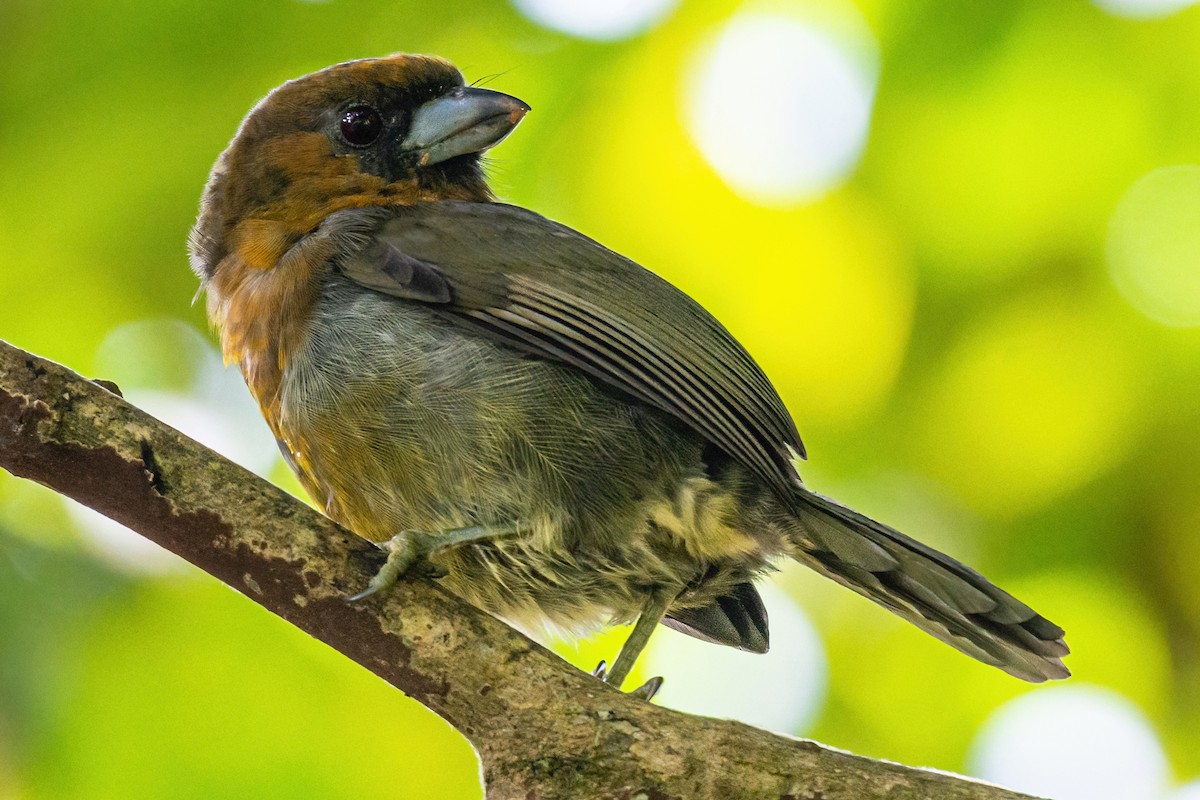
[{"x1": 340, "y1": 200, "x2": 806, "y2": 503}]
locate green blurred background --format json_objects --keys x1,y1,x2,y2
[{"x1": 3, "y1": 0, "x2": 1200, "y2": 798}]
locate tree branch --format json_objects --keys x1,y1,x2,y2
[{"x1": 0, "y1": 338, "x2": 1043, "y2": 800}]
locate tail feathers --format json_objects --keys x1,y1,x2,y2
[
  {"x1": 662, "y1": 582, "x2": 770, "y2": 654},
  {"x1": 792, "y1": 489, "x2": 1069, "y2": 682}
]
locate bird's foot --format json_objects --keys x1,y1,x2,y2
[
  {"x1": 588, "y1": 590, "x2": 674, "y2": 700},
  {"x1": 348, "y1": 530, "x2": 423, "y2": 601},
  {"x1": 591, "y1": 660, "x2": 665, "y2": 702},
  {"x1": 348, "y1": 523, "x2": 519, "y2": 601}
]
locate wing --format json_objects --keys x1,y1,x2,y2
[{"x1": 336, "y1": 201, "x2": 805, "y2": 501}]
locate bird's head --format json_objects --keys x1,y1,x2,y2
[{"x1": 189, "y1": 53, "x2": 529, "y2": 280}]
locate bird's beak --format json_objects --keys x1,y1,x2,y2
[{"x1": 400, "y1": 87, "x2": 530, "y2": 167}]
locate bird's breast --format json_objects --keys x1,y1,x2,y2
[
  {"x1": 277, "y1": 274, "x2": 657, "y2": 541},
  {"x1": 273, "y1": 274, "x2": 780, "y2": 631}
]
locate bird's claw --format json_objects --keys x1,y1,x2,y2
[
  {"x1": 630, "y1": 676, "x2": 664, "y2": 702},
  {"x1": 590, "y1": 659, "x2": 664, "y2": 702}
]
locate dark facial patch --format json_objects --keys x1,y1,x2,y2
[
  {"x1": 257, "y1": 165, "x2": 292, "y2": 204},
  {"x1": 189, "y1": 54, "x2": 494, "y2": 280}
]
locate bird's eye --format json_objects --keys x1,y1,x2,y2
[{"x1": 339, "y1": 106, "x2": 383, "y2": 146}]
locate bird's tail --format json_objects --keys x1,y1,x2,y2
[{"x1": 789, "y1": 488, "x2": 1069, "y2": 682}]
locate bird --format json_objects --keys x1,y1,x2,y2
[{"x1": 188, "y1": 53, "x2": 1069, "y2": 694}]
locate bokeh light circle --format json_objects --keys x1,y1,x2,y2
[
  {"x1": 970, "y1": 684, "x2": 1168, "y2": 800},
  {"x1": 65, "y1": 501, "x2": 189, "y2": 574},
  {"x1": 918, "y1": 296, "x2": 1139, "y2": 517},
  {"x1": 511, "y1": 0, "x2": 679, "y2": 40},
  {"x1": 1170, "y1": 780, "x2": 1200, "y2": 800},
  {"x1": 643, "y1": 581, "x2": 826, "y2": 733},
  {"x1": 685, "y1": 7, "x2": 877, "y2": 204},
  {"x1": 1091, "y1": 0, "x2": 1199, "y2": 18},
  {"x1": 1107, "y1": 164, "x2": 1200, "y2": 327}
]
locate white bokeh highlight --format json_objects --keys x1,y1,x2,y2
[
  {"x1": 643, "y1": 581, "x2": 826, "y2": 734},
  {"x1": 1107, "y1": 164, "x2": 1200, "y2": 327},
  {"x1": 1091, "y1": 0, "x2": 1199, "y2": 18},
  {"x1": 65, "y1": 501, "x2": 188, "y2": 574},
  {"x1": 511, "y1": 0, "x2": 679, "y2": 40},
  {"x1": 685, "y1": 7, "x2": 878, "y2": 205},
  {"x1": 970, "y1": 684, "x2": 1169, "y2": 800},
  {"x1": 70, "y1": 319, "x2": 281, "y2": 574},
  {"x1": 1169, "y1": 780, "x2": 1200, "y2": 800}
]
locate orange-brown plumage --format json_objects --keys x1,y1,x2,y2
[{"x1": 193, "y1": 56, "x2": 493, "y2": 430}]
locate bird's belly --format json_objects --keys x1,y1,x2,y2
[{"x1": 277, "y1": 278, "x2": 776, "y2": 630}]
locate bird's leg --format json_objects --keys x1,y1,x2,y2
[
  {"x1": 349, "y1": 523, "x2": 519, "y2": 601},
  {"x1": 598, "y1": 590, "x2": 674, "y2": 698}
]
